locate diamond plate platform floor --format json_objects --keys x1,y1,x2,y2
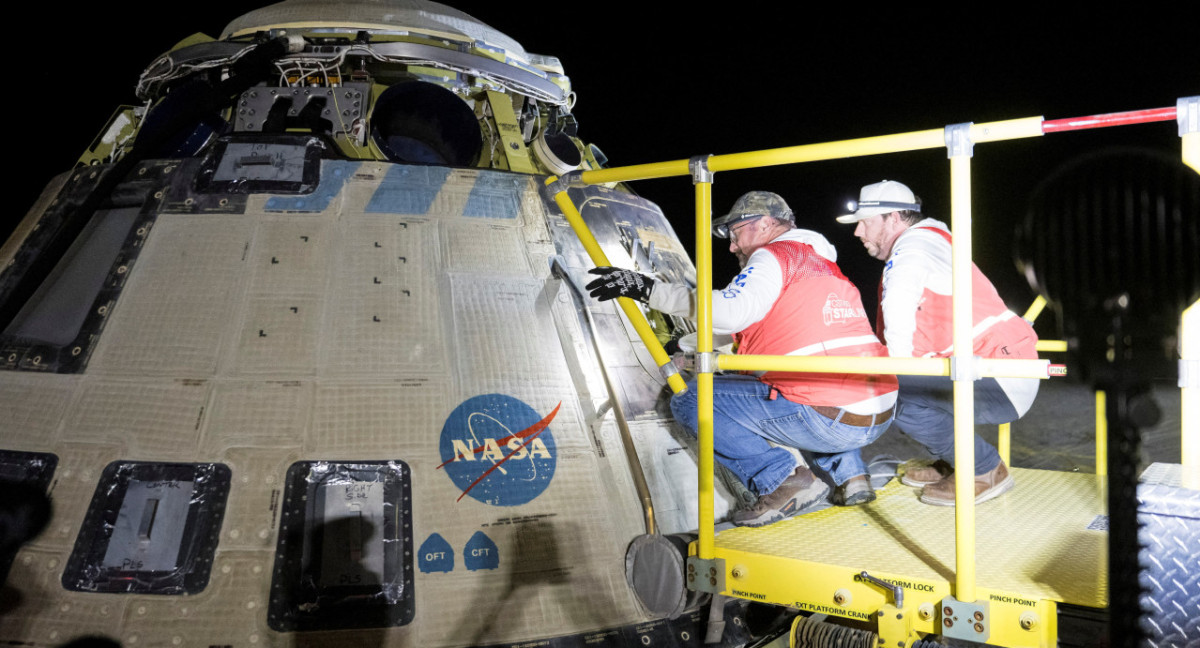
[{"x1": 713, "y1": 467, "x2": 1108, "y2": 609}]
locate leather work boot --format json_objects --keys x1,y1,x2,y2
[
  {"x1": 919, "y1": 461, "x2": 1014, "y2": 506},
  {"x1": 900, "y1": 459, "x2": 953, "y2": 487},
  {"x1": 731, "y1": 466, "x2": 830, "y2": 527},
  {"x1": 838, "y1": 474, "x2": 876, "y2": 506}
]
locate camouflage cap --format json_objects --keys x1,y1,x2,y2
[{"x1": 712, "y1": 191, "x2": 794, "y2": 238}]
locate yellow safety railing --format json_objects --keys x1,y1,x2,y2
[
  {"x1": 548, "y1": 96, "x2": 1199, "y2": 610},
  {"x1": 546, "y1": 118, "x2": 1055, "y2": 603},
  {"x1": 581, "y1": 119, "x2": 1042, "y2": 186}
]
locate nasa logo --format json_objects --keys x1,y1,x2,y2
[{"x1": 437, "y1": 394, "x2": 559, "y2": 506}]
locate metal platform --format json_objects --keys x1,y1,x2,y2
[{"x1": 701, "y1": 467, "x2": 1107, "y2": 644}]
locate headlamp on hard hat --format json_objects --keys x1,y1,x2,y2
[
  {"x1": 844, "y1": 199, "x2": 921, "y2": 213},
  {"x1": 836, "y1": 180, "x2": 922, "y2": 224}
]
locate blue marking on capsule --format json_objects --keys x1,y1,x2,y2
[
  {"x1": 367, "y1": 165, "x2": 452, "y2": 214},
  {"x1": 418, "y1": 533, "x2": 455, "y2": 573},
  {"x1": 463, "y1": 173, "x2": 524, "y2": 219},
  {"x1": 265, "y1": 161, "x2": 360, "y2": 212},
  {"x1": 464, "y1": 531, "x2": 499, "y2": 571}
]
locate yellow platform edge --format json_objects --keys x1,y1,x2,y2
[{"x1": 689, "y1": 468, "x2": 1105, "y2": 647}]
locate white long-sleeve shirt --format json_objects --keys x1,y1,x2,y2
[
  {"x1": 879, "y1": 218, "x2": 1039, "y2": 414},
  {"x1": 648, "y1": 229, "x2": 837, "y2": 334},
  {"x1": 648, "y1": 228, "x2": 896, "y2": 413}
]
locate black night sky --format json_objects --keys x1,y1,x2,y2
[{"x1": 16, "y1": 3, "x2": 1198, "y2": 322}]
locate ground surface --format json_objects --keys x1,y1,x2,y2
[{"x1": 859, "y1": 379, "x2": 1184, "y2": 476}]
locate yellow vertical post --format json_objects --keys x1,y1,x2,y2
[
  {"x1": 1095, "y1": 391, "x2": 1108, "y2": 477},
  {"x1": 947, "y1": 124, "x2": 977, "y2": 602},
  {"x1": 1185, "y1": 131, "x2": 1200, "y2": 174},
  {"x1": 1181, "y1": 300, "x2": 1199, "y2": 490},
  {"x1": 997, "y1": 423, "x2": 1011, "y2": 467},
  {"x1": 692, "y1": 157, "x2": 717, "y2": 559}
]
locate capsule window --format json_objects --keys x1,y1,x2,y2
[
  {"x1": 268, "y1": 460, "x2": 415, "y2": 632},
  {"x1": 62, "y1": 461, "x2": 230, "y2": 595}
]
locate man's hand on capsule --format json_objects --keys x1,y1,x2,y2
[{"x1": 585, "y1": 267, "x2": 655, "y2": 303}]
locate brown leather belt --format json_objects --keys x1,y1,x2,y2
[{"x1": 811, "y1": 405, "x2": 894, "y2": 427}]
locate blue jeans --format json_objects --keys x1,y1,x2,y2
[
  {"x1": 670, "y1": 375, "x2": 891, "y2": 495},
  {"x1": 892, "y1": 374, "x2": 1026, "y2": 475}
]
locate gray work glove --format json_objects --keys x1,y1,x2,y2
[{"x1": 585, "y1": 267, "x2": 655, "y2": 303}]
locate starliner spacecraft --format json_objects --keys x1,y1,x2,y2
[{"x1": 0, "y1": 1, "x2": 747, "y2": 645}]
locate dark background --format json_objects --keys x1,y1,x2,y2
[{"x1": 14, "y1": 2, "x2": 1198, "y2": 323}]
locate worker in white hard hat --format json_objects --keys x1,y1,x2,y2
[{"x1": 837, "y1": 180, "x2": 1039, "y2": 506}]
